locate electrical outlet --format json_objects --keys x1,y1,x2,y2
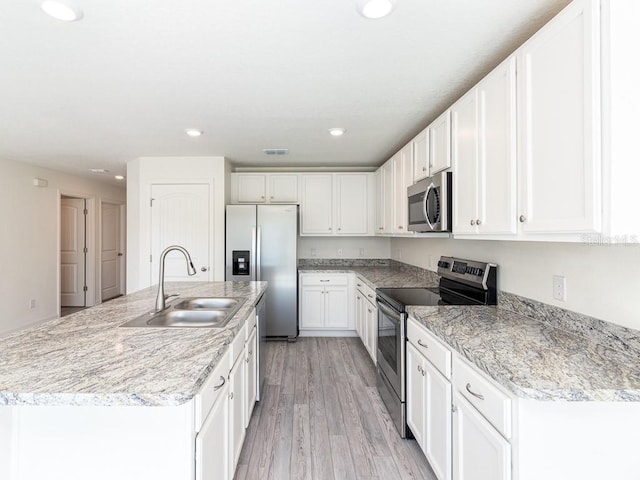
[
  {"x1": 29, "y1": 299, "x2": 36, "y2": 310},
  {"x1": 553, "y1": 275, "x2": 566, "y2": 301},
  {"x1": 337, "y1": 249, "x2": 343, "y2": 257},
  {"x1": 359, "y1": 248, "x2": 365, "y2": 257},
  {"x1": 310, "y1": 248, "x2": 317, "y2": 257}
]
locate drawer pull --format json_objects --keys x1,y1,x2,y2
[
  {"x1": 357, "y1": 283, "x2": 362, "y2": 287},
  {"x1": 465, "y1": 383, "x2": 485, "y2": 400},
  {"x1": 417, "y1": 365, "x2": 423, "y2": 374},
  {"x1": 246, "y1": 356, "x2": 250, "y2": 363},
  {"x1": 320, "y1": 279, "x2": 330, "y2": 282},
  {"x1": 213, "y1": 376, "x2": 225, "y2": 391},
  {"x1": 229, "y1": 392, "x2": 234, "y2": 400},
  {"x1": 367, "y1": 294, "x2": 373, "y2": 299},
  {"x1": 417, "y1": 339, "x2": 429, "y2": 349}
]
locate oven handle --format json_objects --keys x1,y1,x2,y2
[
  {"x1": 423, "y1": 182, "x2": 435, "y2": 230},
  {"x1": 377, "y1": 299, "x2": 402, "y2": 323}
]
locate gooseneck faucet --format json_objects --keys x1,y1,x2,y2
[{"x1": 155, "y1": 245, "x2": 197, "y2": 311}]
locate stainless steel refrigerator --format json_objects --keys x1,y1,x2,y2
[{"x1": 225, "y1": 204, "x2": 298, "y2": 340}]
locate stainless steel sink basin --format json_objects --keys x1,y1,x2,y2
[
  {"x1": 173, "y1": 297, "x2": 241, "y2": 310},
  {"x1": 120, "y1": 296, "x2": 245, "y2": 328}
]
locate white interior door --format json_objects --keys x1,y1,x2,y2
[
  {"x1": 150, "y1": 183, "x2": 211, "y2": 285},
  {"x1": 61, "y1": 198, "x2": 86, "y2": 307},
  {"x1": 101, "y1": 202, "x2": 122, "y2": 301}
]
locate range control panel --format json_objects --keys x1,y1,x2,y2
[{"x1": 437, "y1": 256, "x2": 496, "y2": 287}]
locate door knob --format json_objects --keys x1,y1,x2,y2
[
  {"x1": 519, "y1": 215, "x2": 526, "y2": 223},
  {"x1": 117, "y1": 252, "x2": 123, "y2": 257},
  {"x1": 201, "y1": 267, "x2": 208, "y2": 272}
]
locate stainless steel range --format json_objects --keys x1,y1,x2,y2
[{"x1": 376, "y1": 256, "x2": 497, "y2": 438}]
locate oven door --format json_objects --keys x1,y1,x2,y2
[{"x1": 376, "y1": 297, "x2": 405, "y2": 401}]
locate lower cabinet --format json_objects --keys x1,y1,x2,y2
[
  {"x1": 354, "y1": 278, "x2": 377, "y2": 362},
  {"x1": 244, "y1": 326, "x2": 257, "y2": 427},
  {"x1": 229, "y1": 341, "x2": 246, "y2": 473},
  {"x1": 299, "y1": 274, "x2": 352, "y2": 332},
  {"x1": 196, "y1": 378, "x2": 230, "y2": 480},
  {"x1": 452, "y1": 392, "x2": 511, "y2": 480}
]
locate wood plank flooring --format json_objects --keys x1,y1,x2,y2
[{"x1": 235, "y1": 337, "x2": 437, "y2": 480}]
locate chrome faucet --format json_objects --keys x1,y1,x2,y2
[{"x1": 155, "y1": 245, "x2": 197, "y2": 311}]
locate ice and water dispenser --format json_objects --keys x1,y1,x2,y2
[{"x1": 232, "y1": 250, "x2": 250, "y2": 276}]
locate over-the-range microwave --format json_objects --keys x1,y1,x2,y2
[{"x1": 407, "y1": 171, "x2": 452, "y2": 233}]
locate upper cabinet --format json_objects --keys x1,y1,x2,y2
[
  {"x1": 376, "y1": 159, "x2": 395, "y2": 235},
  {"x1": 393, "y1": 145, "x2": 414, "y2": 235},
  {"x1": 517, "y1": 0, "x2": 601, "y2": 235},
  {"x1": 413, "y1": 127, "x2": 430, "y2": 182},
  {"x1": 300, "y1": 173, "x2": 374, "y2": 236},
  {"x1": 231, "y1": 173, "x2": 298, "y2": 204},
  {"x1": 429, "y1": 110, "x2": 452, "y2": 175},
  {"x1": 452, "y1": 57, "x2": 518, "y2": 236}
]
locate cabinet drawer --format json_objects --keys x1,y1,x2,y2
[
  {"x1": 453, "y1": 355, "x2": 512, "y2": 439},
  {"x1": 195, "y1": 349, "x2": 231, "y2": 431},
  {"x1": 355, "y1": 277, "x2": 376, "y2": 303},
  {"x1": 230, "y1": 323, "x2": 247, "y2": 368},
  {"x1": 407, "y1": 318, "x2": 452, "y2": 379},
  {"x1": 301, "y1": 274, "x2": 349, "y2": 286}
]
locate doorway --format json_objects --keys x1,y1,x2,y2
[
  {"x1": 101, "y1": 201, "x2": 125, "y2": 301},
  {"x1": 60, "y1": 196, "x2": 87, "y2": 313}
]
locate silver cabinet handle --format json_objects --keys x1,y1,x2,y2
[
  {"x1": 470, "y1": 220, "x2": 475, "y2": 226},
  {"x1": 367, "y1": 294, "x2": 373, "y2": 299},
  {"x1": 417, "y1": 364, "x2": 423, "y2": 374},
  {"x1": 213, "y1": 376, "x2": 225, "y2": 391},
  {"x1": 465, "y1": 383, "x2": 484, "y2": 400},
  {"x1": 422, "y1": 167, "x2": 427, "y2": 172},
  {"x1": 519, "y1": 215, "x2": 526, "y2": 223},
  {"x1": 229, "y1": 392, "x2": 234, "y2": 400},
  {"x1": 476, "y1": 219, "x2": 481, "y2": 226},
  {"x1": 379, "y1": 227, "x2": 384, "y2": 230},
  {"x1": 201, "y1": 266, "x2": 208, "y2": 272},
  {"x1": 368, "y1": 309, "x2": 372, "y2": 314},
  {"x1": 270, "y1": 196, "x2": 274, "y2": 199},
  {"x1": 320, "y1": 279, "x2": 330, "y2": 282},
  {"x1": 417, "y1": 339, "x2": 428, "y2": 349},
  {"x1": 246, "y1": 356, "x2": 250, "y2": 363},
  {"x1": 398, "y1": 226, "x2": 404, "y2": 230},
  {"x1": 357, "y1": 283, "x2": 362, "y2": 287}
]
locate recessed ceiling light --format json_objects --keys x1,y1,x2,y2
[
  {"x1": 115, "y1": 175, "x2": 125, "y2": 180},
  {"x1": 356, "y1": 0, "x2": 397, "y2": 19},
  {"x1": 185, "y1": 129, "x2": 203, "y2": 137},
  {"x1": 329, "y1": 128, "x2": 346, "y2": 137},
  {"x1": 88, "y1": 168, "x2": 109, "y2": 174},
  {"x1": 41, "y1": 1, "x2": 84, "y2": 22}
]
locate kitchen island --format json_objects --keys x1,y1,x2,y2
[{"x1": 0, "y1": 281, "x2": 267, "y2": 480}]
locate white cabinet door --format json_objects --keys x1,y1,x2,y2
[
  {"x1": 300, "y1": 286, "x2": 325, "y2": 328},
  {"x1": 365, "y1": 300, "x2": 377, "y2": 363},
  {"x1": 429, "y1": 110, "x2": 452, "y2": 175},
  {"x1": 413, "y1": 127, "x2": 430, "y2": 182},
  {"x1": 228, "y1": 356, "x2": 246, "y2": 474},
  {"x1": 196, "y1": 383, "x2": 229, "y2": 480},
  {"x1": 324, "y1": 285, "x2": 349, "y2": 329},
  {"x1": 355, "y1": 291, "x2": 363, "y2": 340},
  {"x1": 244, "y1": 327, "x2": 257, "y2": 428},
  {"x1": 335, "y1": 174, "x2": 369, "y2": 235},
  {"x1": 406, "y1": 342, "x2": 426, "y2": 450},
  {"x1": 382, "y1": 159, "x2": 395, "y2": 234},
  {"x1": 453, "y1": 392, "x2": 511, "y2": 480},
  {"x1": 237, "y1": 175, "x2": 267, "y2": 203},
  {"x1": 517, "y1": 0, "x2": 601, "y2": 234},
  {"x1": 424, "y1": 359, "x2": 452, "y2": 480},
  {"x1": 478, "y1": 56, "x2": 518, "y2": 235},
  {"x1": 268, "y1": 174, "x2": 298, "y2": 203},
  {"x1": 375, "y1": 168, "x2": 385, "y2": 234},
  {"x1": 300, "y1": 175, "x2": 333, "y2": 234},
  {"x1": 451, "y1": 89, "x2": 479, "y2": 235},
  {"x1": 393, "y1": 145, "x2": 413, "y2": 234}
]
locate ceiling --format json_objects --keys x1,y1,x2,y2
[{"x1": 0, "y1": 0, "x2": 570, "y2": 186}]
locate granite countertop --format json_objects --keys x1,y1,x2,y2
[
  {"x1": 302, "y1": 264, "x2": 640, "y2": 402},
  {"x1": 409, "y1": 305, "x2": 640, "y2": 402},
  {"x1": 298, "y1": 265, "x2": 437, "y2": 289},
  {"x1": 0, "y1": 281, "x2": 267, "y2": 407}
]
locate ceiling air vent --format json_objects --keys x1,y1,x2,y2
[{"x1": 263, "y1": 148, "x2": 289, "y2": 156}]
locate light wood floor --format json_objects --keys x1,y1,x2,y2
[{"x1": 235, "y1": 337, "x2": 436, "y2": 480}]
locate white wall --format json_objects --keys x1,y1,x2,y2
[
  {"x1": 298, "y1": 236, "x2": 391, "y2": 259},
  {"x1": 126, "y1": 156, "x2": 228, "y2": 293},
  {"x1": 391, "y1": 237, "x2": 640, "y2": 330},
  {"x1": 0, "y1": 158, "x2": 125, "y2": 336}
]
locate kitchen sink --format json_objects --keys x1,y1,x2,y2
[{"x1": 120, "y1": 297, "x2": 245, "y2": 328}]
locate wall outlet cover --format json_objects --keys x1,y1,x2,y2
[{"x1": 553, "y1": 275, "x2": 566, "y2": 301}]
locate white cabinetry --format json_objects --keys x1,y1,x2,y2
[
  {"x1": 228, "y1": 325, "x2": 247, "y2": 474},
  {"x1": 393, "y1": 145, "x2": 414, "y2": 235},
  {"x1": 429, "y1": 110, "x2": 452, "y2": 175},
  {"x1": 244, "y1": 323, "x2": 257, "y2": 427},
  {"x1": 517, "y1": 0, "x2": 601, "y2": 234},
  {"x1": 300, "y1": 173, "x2": 373, "y2": 236},
  {"x1": 299, "y1": 274, "x2": 352, "y2": 333},
  {"x1": 355, "y1": 278, "x2": 377, "y2": 362},
  {"x1": 379, "y1": 160, "x2": 395, "y2": 235},
  {"x1": 413, "y1": 127, "x2": 430, "y2": 182},
  {"x1": 232, "y1": 173, "x2": 299, "y2": 204},
  {"x1": 453, "y1": 57, "x2": 517, "y2": 236}
]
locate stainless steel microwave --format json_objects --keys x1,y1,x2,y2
[{"x1": 407, "y1": 172, "x2": 452, "y2": 232}]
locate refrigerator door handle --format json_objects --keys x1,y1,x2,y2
[
  {"x1": 251, "y1": 226, "x2": 257, "y2": 280},
  {"x1": 256, "y1": 226, "x2": 262, "y2": 281}
]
